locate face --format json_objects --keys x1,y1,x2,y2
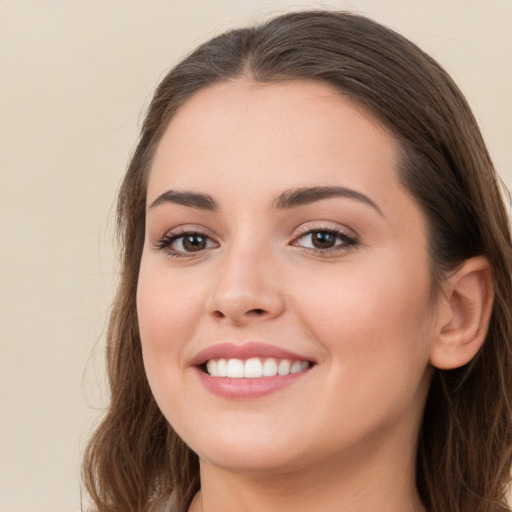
[{"x1": 137, "y1": 79, "x2": 439, "y2": 476}]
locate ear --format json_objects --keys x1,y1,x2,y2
[{"x1": 430, "y1": 256, "x2": 494, "y2": 370}]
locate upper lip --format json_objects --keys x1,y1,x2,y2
[{"x1": 190, "y1": 342, "x2": 315, "y2": 367}]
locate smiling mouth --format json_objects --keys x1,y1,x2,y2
[{"x1": 202, "y1": 357, "x2": 313, "y2": 378}]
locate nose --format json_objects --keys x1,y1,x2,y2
[{"x1": 206, "y1": 243, "x2": 286, "y2": 326}]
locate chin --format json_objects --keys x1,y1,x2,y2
[
  {"x1": 177, "y1": 421, "x2": 310, "y2": 475},
  {"x1": 197, "y1": 444, "x2": 306, "y2": 475}
]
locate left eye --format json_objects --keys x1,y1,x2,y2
[
  {"x1": 156, "y1": 231, "x2": 219, "y2": 255},
  {"x1": 173, "y1": 233, "x2": 213, "y2": 252},
  {"x1": 293, "y1": 229, "x2": 356, "y2": 251}
]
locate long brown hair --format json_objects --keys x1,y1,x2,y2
[{"x1": 82, "y1": 11, "x2": 512, "y2": 512}]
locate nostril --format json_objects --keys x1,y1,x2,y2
[
  {"x1": 209, "y1": 306, "x2": 273, "y2": 323},
  {"x1": 248, "y1": 308, "x2": 266, "y2": 315}
]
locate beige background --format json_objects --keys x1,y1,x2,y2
[{"x1": 0, "y1": 1, "x2": 510, "y2": 511}]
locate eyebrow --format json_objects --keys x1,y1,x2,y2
[
  {"x1": 273, "y1": 186, "x2": 383, "y2": 215},
  {"x1": 148, "y1": 185, "x2": 383, "y2": 216},
  {"x1": 149, "y1": 190, "x2": 218, "y2": 211}
]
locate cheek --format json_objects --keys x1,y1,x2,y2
[
  {"x1": 136, "y1": 262, "x2": 205, "y2": 408},
  {"x1": 295, "y1": 254, "x2": 435, "y2": 378},
  {"x1": 136, "y1": 264, "x2": 205, "y2": 427},
  {"x1": 295, "y1": 261, "x2": 434, "y2": 438},
  {"x1": 137, "y1": 264, "x2": 201, "y2": 348}
]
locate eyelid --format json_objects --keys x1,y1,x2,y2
[
  {"x1": 154, "y1": 224, "x2": 217, "y2": 242},
  {"x1": 294, "y1": 221, "x2": 358, "y2": 239}
]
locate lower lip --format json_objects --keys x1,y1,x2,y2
[{"x1": 195, "y1": 367, "x2": 310, "y2": 399}]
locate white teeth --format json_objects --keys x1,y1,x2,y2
[
  {"x1": 262, "y1": 358, "x2": 278, "y2": 377},
  {"x1": 205, "y1": 357, "x2": 310, "y2": 378},
  {"x1": 277, "y1": 359, "x2": 291, "y2": 375},
  {"x1": 226, "y1": 359, "x2": 244, "y2": 378},
  {"x1": 244, "y1": 357, "x2": 263, "y2": 378},
  {"x1": 217, "y1": 358, "x2": 227, "y2": 377},
  {"x1": 206, "y1": 360, "x2": 217, "y2": 376},
  {"x1": 290, "y1": 361, "x2": 303, "y2": 373}
]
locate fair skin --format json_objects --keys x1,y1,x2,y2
[{"x1": 137, "y1": 79, "x2": 492, "y2": 512}]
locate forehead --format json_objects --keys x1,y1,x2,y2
[{"x1": 148, "y1": 78, "x2": 400, "y2": 206}]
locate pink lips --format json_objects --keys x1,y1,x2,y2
[{"x1": 191, "y1": 342, "x2": 315, "y2": 399}]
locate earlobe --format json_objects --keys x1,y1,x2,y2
[{"x1": 430, "y1": 256, "x2": 494, "y2": 370}]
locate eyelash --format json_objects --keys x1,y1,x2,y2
[
  {"x1": 153, "y1": 227, "x2": 218, "y2": 258},
  {"x1": 154, "y1": 226, "x2": 359, "y2": 258},
  {"x1": 292, "y1": 226, "x2": 359, "y2": 255}
]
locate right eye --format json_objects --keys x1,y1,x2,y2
[{"x1": 155, "y1": 231, "x2": 219, "y2": 257}]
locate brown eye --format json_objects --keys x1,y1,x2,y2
[
  {"x1": 155, "y1": 231, "x2": 219, "y2": 256},
  {"x1": 180, "y1": 234, "x2": 208, "y2": 252},
  {"x1": 293, "y1": 229, "x2": 358, "y2": 253},
  {"x1": 310, "y1": 231, "x2": 337, "y2": 249}
]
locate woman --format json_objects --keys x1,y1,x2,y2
[{"x1": 82, "y1": 10, "x2": 512, "y2": 512}]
